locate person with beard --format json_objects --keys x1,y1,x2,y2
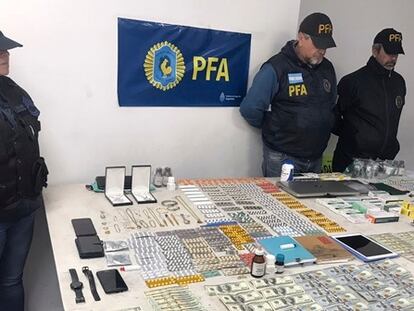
[
  {"x1": 240, "y1": 13, "x2": 337, "y2": 177},
  {"x1": 332, "y1": 28, "x2": 406, "y2": 172}
]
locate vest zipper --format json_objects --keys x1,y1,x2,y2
[{"x1": 380, "y1": 78, "x2": 389, "y2": 156}]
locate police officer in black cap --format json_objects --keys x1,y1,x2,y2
[
  {"x1": 0, "y1": 30, "x2": 48, "y2": 310},
  {"x1": 333, "y1": 28, "x2": 406, "y2": 172},
  {"x1": 240, "y1": 13, "x2": 337, "y2": 177}
]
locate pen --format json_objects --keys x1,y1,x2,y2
[{"x1": 280, "y1": 243, "x2": 296, "y2": 250}]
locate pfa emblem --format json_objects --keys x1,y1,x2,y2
[
  {"x1": 323, "y1": 79, "x2": 331, "y2": 93},
  {"x1": 144, "y1": 41, "x2": 185, "y2": 91},
  {"x1": 395, "y1": 96, "x2": 403, "y2": 109}
]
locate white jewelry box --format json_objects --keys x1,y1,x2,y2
[
  {"x1": 131, "y1": 165, "x2": 157, "y2": 204},
  {"x1": 104, "y1": 166, "x2": 133, "y2": 206}
]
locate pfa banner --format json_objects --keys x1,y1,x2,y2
[{"x1": 118, "y1": 18, "x2": 251, "y2": 107}]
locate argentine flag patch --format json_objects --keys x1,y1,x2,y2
[{"x1": 288, "y1": 73, "x2": 303, "y2": 84}]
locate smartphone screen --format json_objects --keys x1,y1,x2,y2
[{"x1": 97, "y1": 269, "x2": 128, "y2": 294}]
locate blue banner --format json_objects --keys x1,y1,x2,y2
[{"x1": 118, "y1": 18, "x2": 251, "y2": 107}]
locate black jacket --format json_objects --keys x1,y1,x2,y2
[
  {"x1": 333, "y1": 56, "x2": 406, "y2": 171},
  {"x1": 0, "y1": 76, "x2": 48, "y2": 220},
  {"x1": 262, "y1": 41, "x2": 337, "y2": 159}
]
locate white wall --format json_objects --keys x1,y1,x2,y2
[
  {"x1": 0, "y1": 0, "x2": 300, "y2": 184},
  {"x1": 299, "y1": 0, "x2": 414, "y2": 168}
]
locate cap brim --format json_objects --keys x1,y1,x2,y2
[
  {"x1": 383, "y1": 45, "x2": 405, "y2": 55},
  {"x1": 311, "y1": 35, "x2": 336, "y2": 49},
  {"x1": 0, "y1": 36, "x2": 23, "y2": 50}
]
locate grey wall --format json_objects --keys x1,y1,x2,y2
[
  {"x1": 0, "y1": 0, "x2": 301, "y2": 185},
  {"x1": 299, "y1": 0, "x2": 414, "y2": 168}
]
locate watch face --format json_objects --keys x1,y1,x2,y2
[{"x1": 71, "y1": 281, "x2": 83, "y2": 290}]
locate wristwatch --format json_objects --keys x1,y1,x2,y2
[
  {"x1": 82, "y1": 266, "x2": 101, "y2": 301},
  {"x1": 69, "y1": 268, "x2": 85, "y2": 303}
]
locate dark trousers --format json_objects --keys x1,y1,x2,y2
[{"x1": 0, "y1": 199, "x2": 39, "y2": 311}]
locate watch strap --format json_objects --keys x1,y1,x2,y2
[
  {"x1": 82, "y1": 266, "x2": 101, "y2": 301},
  {"x1": 74, "y1": 288, "x2": 85, "y2": 303},
  {"x1": 69, "y1": 268, "x2": 85, "y2": 303},
  {"x1": 69, "y1": 268, "x2": 80, "y2": 282}
]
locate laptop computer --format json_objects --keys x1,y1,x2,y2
[{"x1": 278, "y1": 180, "x2": 361, "y2": 198}]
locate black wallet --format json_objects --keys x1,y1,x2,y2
[
  {"x1": 72, "y1": 218, "x2": 97, "y2": 237},
  {"x1": 75, "y1": 235, "x2": 104, "y2": 259}
]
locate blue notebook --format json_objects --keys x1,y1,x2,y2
[{"x1": 259, "y1": 236, "x2": 316, "y2": 267}]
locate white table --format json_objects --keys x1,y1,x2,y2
[{"x1": 43, "y1": 183, "x2": 414, "y2": 311}]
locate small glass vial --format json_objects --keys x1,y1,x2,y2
[
  {"x1": 275, "y1": 253, "x2": 285, "y2": 274},
  {"x1": 251, "y1": 248, "x2": 266, "y2": 278}
]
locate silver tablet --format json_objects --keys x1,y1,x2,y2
[{"x1": 332, "y1": 233, "x2": 398, "y2": 262}]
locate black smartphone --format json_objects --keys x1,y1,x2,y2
[
  {"x1": 71, "y1": 218, "x2": 97, "y2": 237},
  {"x1": 96, "y1": 269, "x2": 128, "y2": 294}
]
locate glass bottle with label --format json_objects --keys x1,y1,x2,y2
[
  {"x1": 251, "y1": 248, "x2": 266, "y2": 278},
  {"x1": 275, "y1": 253, "x2": 285, "y2": 274}
]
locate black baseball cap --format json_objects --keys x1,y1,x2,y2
[
  {"x1": 374, "y1": 28, "x2": 404, "y2": 55},
  {"x1": 0, "y1": 31, "x2": 23, "y2": 50},
  {"x1": 299, "y1": 12, "x2": 336, "y2": 49}
]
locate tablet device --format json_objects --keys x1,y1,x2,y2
[
  {"x1": 332, "y1": 233, "x2": 398, "y2": 262},
  {"x1": 96, "y1": 269, "x2": 128, "y2": 294}
]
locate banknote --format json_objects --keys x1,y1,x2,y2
[
  {"x1": 388, "y1": 266, "x2": 411, "y2": 279},
  {"x1": 219, "y1": 294, "x2": 237, "y2": 304},
  {"x1": 223, "y1": 303, "x2": 247, "y2": 311},
  {"x1": 235, "y1": 290, "x2": 264, "y2": 303},
  {"x1": 352, "y1": 270, "x2": 375, "y2": 282},
  {"x1": 376, "y1": 286, "x2": 399, "y2": 299},
  {"x1": 297, "y1": 303, "x2": 324, "y2": 311},
  {"x1": 221, "y1": 281, "x2": 252, "y2": 293},
  {"x1": 261, "y1": 287, "x2": 280, "y2": 299},
  {"x1": 266, "y1": 276, "x2": 295, "y2": 286},
  {"x1": 388, "y1": 296, "x2": 414, "y2": 310},
  {"x1": 351, "y1": 302, "x2": 370, "y2": 310},
  {"x1": 205, "y1": 285, "x2": 225, "y2": 296},
  {"x1": 245, "y1": 301, "x2": 273, "y2": 311},
  {"x1": 250, "y1": 279, "x2": 269, "y2": 289},
  {"x1": 283, "y1": 294, "x2": 314, "y2": 306},
  {"x1": 268, "y1": 298, "x2": 289, "y2": 310},
  {"x1": 275, "y1": 285, "x2": 305, "y2": 296}
]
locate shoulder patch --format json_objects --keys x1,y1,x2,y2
[{"x1": 395, "y1": 96, "x2": 404, "y2": 109}]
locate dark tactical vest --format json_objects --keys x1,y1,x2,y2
[
  {"x1": 262, "y1": 41, "x2": 337, "y2": 159},
  {"x1": 0, "y1": 76, "x2": 48, "y2": 218}
]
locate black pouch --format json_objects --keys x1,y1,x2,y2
[
  {"x1": 32, "y1": 157, "x2": 48, "y2": 194},
  {"x1": 75, "y1": 235, "x2": 104, "y2": 259}
]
